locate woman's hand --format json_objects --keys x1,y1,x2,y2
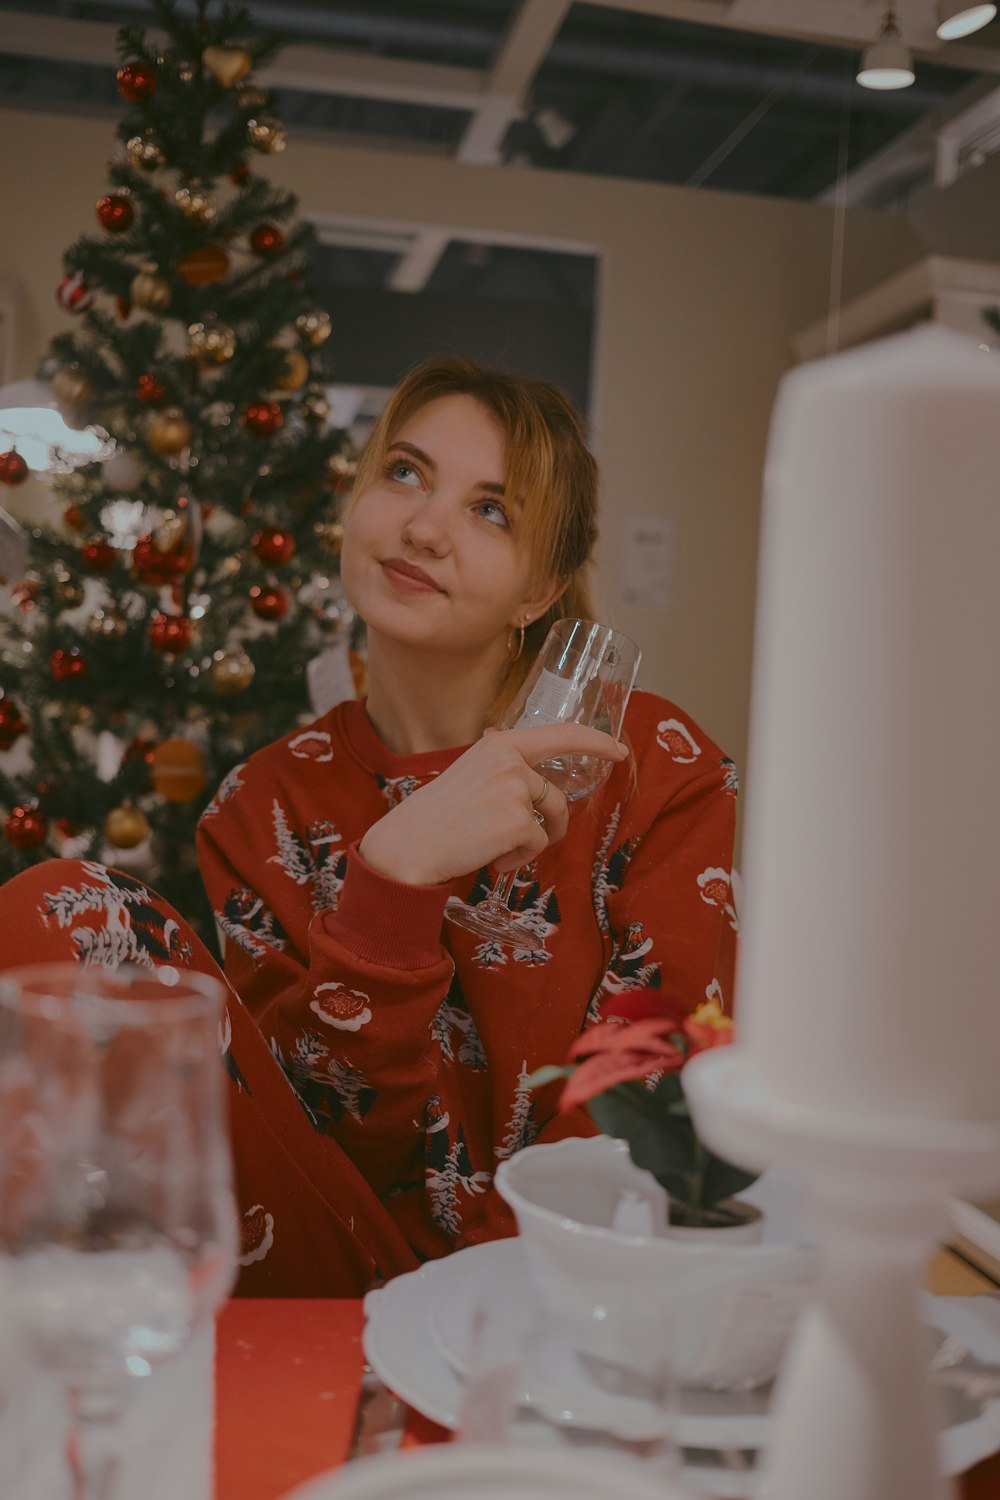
[{"x1": 358, "y1": 725, "x2": 628, "y2": 886}]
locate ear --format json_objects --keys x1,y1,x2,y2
[{"x1": 514, "y1": 574, "x2": 566, "y2": 629}]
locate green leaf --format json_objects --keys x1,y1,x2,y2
[{"x1": 523, "y1": 1064, "x2": 572, "y2": 1090}]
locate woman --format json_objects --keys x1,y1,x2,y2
[{"x1": 0, "y1": 357, "x2": 737, "y2": 1296}]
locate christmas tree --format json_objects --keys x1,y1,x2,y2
[{"x1": 0, "y1": 0, "x2": 357, "y2": 947}]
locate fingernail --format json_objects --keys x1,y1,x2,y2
[{"x1": 616, "y1": 741, "x2": 629, "y2": 757}]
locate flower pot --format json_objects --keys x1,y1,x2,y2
[
  {"x1": 662, "y1": 1198, "x2": 764, "y2": 1245},
  {"x1": 496, "y1": 1136, "x2": 813, "y2": 1390}
]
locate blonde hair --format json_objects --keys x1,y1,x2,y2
[{"x1": 348, "y1": 355, "x2": 600, "y2": 723}]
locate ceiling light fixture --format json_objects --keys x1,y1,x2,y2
[
  {"x1": 858, "y1": 7, "x2": 915, "y2": 90},
  {"x1": 936, "y1": 2, "x2": 997, "y2": 38}
]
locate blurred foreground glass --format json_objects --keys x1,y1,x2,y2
[
  {"x1": 445, "y1": 618, "x2": 641, "y2": 948},
  {"x1": 0, "y1": 962, "x2": 237, "y2": 1500}
]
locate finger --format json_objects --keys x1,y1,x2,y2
[
  {"x1": 493, "y1": 812, "x2": 550, "y2": 873},
  {"x1": 531, "y1": 779, "x2": 569, "y2": 845},
  {"x1": 505, "y1": 722, "x2": 628, "y2": 765}
]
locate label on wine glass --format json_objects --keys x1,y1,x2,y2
[{"x1": 516, "y1": 668, "x2": 578, "y2": 726}]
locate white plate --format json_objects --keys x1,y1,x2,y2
[
  {"x1": 363, "y1": 1238, "x2": 1000, "y2": 1485},
  {"x1": 282, "y1": 1444, "x2": 688, "y2": 1500}
]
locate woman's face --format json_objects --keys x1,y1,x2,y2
[{"x1": 341, "y1": 393, "x2": 557, "y2": 657}]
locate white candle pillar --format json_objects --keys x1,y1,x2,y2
[{"x1": 738, "y1": 326, "x2": 1000, "y2": 1121}]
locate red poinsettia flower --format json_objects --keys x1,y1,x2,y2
[{"x1": 682, "y1": 999, "x2": 735, "y2": 1054}]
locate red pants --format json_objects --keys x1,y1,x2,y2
[{"x1": 0, "y1": 860, "x2": 419, "y2": 1296}]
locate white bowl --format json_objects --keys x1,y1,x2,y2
[{"x1": 495, "y1": 1137, "x2": 814, "y2": 1390}]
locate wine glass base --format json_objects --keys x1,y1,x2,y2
[{"x1": 444, "y1": 898, "x2": 542, "y2": 949}]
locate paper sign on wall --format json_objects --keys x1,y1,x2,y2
[
  {"x1": 620, "y1": 513, "x2": 674, "y2": 607},
  {"x1": 307, "y1": 636, "x2": 357, "y2": 717}
]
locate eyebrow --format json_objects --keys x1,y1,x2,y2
[{"x1": 388, "y1": 441, "x2": 507, "y2": 499}]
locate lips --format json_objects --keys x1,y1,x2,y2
[{"x1": 380, "y1": 557, "x2": 443, "y2": 593}]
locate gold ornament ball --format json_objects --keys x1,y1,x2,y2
[
  {"x1": 211, "y1": 647, "x2": 255, "y2": 694},
  {"x1": 301, "y1": 387, "x2": 330, "y2": 425},
  {"x1": 177, "y1": 245, "x2": 230, "y2": 287},
  {"x1": 177, "y1": 60, "x2": 195, "y2": 83},
  {"x1": 147, "y1": 408, "x2": 192, "y2": 455},
  {"x1": 87, "y1": 608, "x2": 128, "y2": 639},
  {"x1": 150, "y1": 737, "x2": 208, "y2": 803},
  {"x1": 275, "y1": 348, "x2": 310, "y2": 392},
  {"x1": 174, "y1": 184, "x2": 217, "y2": 223},
  {"x1": 153, "y1": 511, "x2": 187, "y2": 552},
  {"x1": 51, "y1": 366, "x2": 93, "y2": 408},
  {"x1": 186, "y1": 320, "x2": 237, "y2": 365},
  {"x1": 104, "y1": 803, "x2": 150, "y2": 849},
  {"x1": 247, "y1": 116, "x2": 287, "y2": 154},
  {"x1": 314, "y1": 519, "x2": 344, "y2": 554},
  {"x1": 126, "y1": 131, "x2": 165, "y2": 171},
  {"x1": 131, "y1": 268, "x2": 172, "y2": 312},
  {"x1": 55, "y1": 577, "x2": 86, "y2": 610},
  {"x1": 294, "y1": 310, "x2": 332, "y2": 346},
  {"x1": 202, "y1": 44, "x2": 253, "y2": 89},
  {"x1": 234, "y1": 84, "x2": 268, "y2": 110}
]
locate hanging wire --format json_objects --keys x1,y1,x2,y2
[
  {"x1": 825, "y1": 54, "x2": 855, "y2": 358},
  {"x1": 685, "y1": 45, "x2": 821, "y2": 189}
]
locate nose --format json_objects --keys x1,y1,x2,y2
[{"x1": 400, "y1": 495, "x2": 452, "y2": 556}]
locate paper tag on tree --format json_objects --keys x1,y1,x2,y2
[
  {"x1": 307, "y1": 637, "x2": 357, "y2": 718},
  {"x1": 0, "y1": 507, "x2": 28, "y2": 585}
]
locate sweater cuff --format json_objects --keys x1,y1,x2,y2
[{"x1": 316, "y1": 841, "x2": 450, "y2": 970}]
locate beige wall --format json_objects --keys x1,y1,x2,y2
[{"x1": 0, "y1": 103, "x2": 925, "y2": 797}]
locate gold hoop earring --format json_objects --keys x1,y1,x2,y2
[{"x1": 507, "y1": 621, "x2": 526, "y2": 661}]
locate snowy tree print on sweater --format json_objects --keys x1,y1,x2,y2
[
  {"x1": 41, "y1": 862, "x2": 193, "y2": 970},
  {"x1": 424, "y1": 1098, "x2": 492, "y2": 1236},
  {"x1": 430, "y1": 976, "x2": 487, "y2": 1069},
  {"x1": 267, "y1": 802, "x2": 348, "y2": 913}
]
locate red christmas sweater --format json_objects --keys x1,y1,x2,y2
[{"x1": 195, "y1": 689, "x2": 738, "y2": 1264}]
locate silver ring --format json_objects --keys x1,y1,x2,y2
[
  {"x1": 531, "y1": 809, "x2": 545, "y2": 826},
  {"x1": 531, "y1": 777, "x2": 550, "y2": 809}
]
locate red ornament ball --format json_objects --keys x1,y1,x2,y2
[
  {"x1": 243, "y1": 401, "x2": 284, "y2": 437},
  {"x1": 63, "y1": 505, "x2": 85, "y2": 532},
  {"x1": 136, "y1": 373, "x2": 166, "y2": 405},
  {"x1": 50, "y1": 647, "x2": 87, "y2": 683},
  {"x1": 117, "y1": 61, "x2": 158, "y2": 102},
  {"x1": 116, "y1": 295, "x2": 132, "y2": 322},
  {"x1": 251, "y1": 527, "x2": 296, "y2": 566},
  {"x1": 4, "y1": 805, "x2": 48, "y2": 851},
  {"x1": 132, "y1": 533, "x2": 189, "y2": 584},
  {"x1": 229, "y1": 161, "x2": 250, "y2": 186},
  {"x1": 81, "y1": 538, "x2": 117, "y2": 572},
  {"x1": 96, "y1": 194, "x2": 133, "y2": 233},
  {"x1": 0, "y1": 697, "x2": 27, "y2": 751},
  {"x1": 249, "y1": 583, "x2": 289, "y2": 620},
  {"x1": 55, "y1": 817, "x2": 79, "y2": 840},
  {"x1": 250, "y1": 223, "x2": 285, "y2": 257},
  {"x1": 149, "y1": 612, "x2": 193, "y2": 655},
  {"x1": 0, "y1": 449, "x2": 29, "y2": 486},
  {"x1": 56, "y1": 272, "x2": 93, "y2": 314}
]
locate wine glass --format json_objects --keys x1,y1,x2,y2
[
  {"x1": 0, "y1": 962, "x2": 237, "y2": 1500},
  {"x1": 445, "y1": 618, "x2": 641, "y2": 948}
]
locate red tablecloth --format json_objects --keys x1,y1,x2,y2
[{"x1": 215, "y1": 1299, "x2": 1000, "y2": 1499}]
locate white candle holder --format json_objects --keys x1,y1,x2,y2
[{"x1": 685, "y1": 1046, "x2": 1000, "y2": 1500}]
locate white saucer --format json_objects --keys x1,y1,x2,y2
[{"x1": 363, "y1": 1237, "x2": 1000, "y2": 1488}]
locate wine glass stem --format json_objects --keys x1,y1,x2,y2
[
  {"x1": 486, "y1": 870, "x2": 516, "y2": 911},
  {"x1": 67, "y1": 1385, "x2": 125, "y2": 1500}
]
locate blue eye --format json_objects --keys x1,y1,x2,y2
[
  {"x1": 476, "y1": 499, "x2": 509, "y2": 528},
  {"x1": 387, "y1": 460, "x2": 420, "y2": 485}
]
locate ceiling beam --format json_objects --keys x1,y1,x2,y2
[
  {"x1": 589, "y1": 0, "x2": 1000, "y2": 73},
  {"x1": 388, "y1": 0, "x2": 572, "y2": 293},
  {"x1": 0, "y1": 12, "x2": 490, "y2": 108}
]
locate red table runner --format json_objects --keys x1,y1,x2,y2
[{"x1": 214, "y1": 1298, "x2": 1000, "y2": 1499}]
